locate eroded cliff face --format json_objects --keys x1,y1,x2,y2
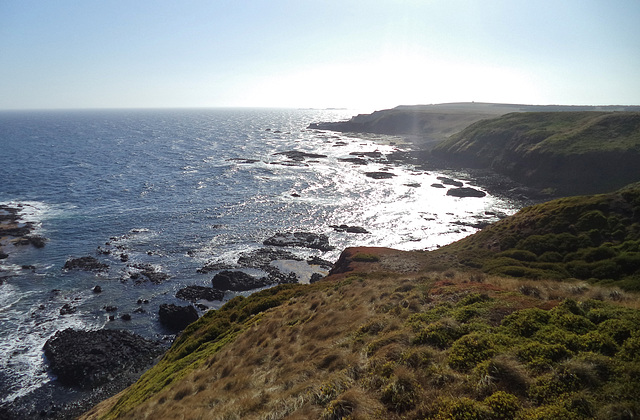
[{"x1": 432, "y1": 112, "x2": 640, "y2": 195}]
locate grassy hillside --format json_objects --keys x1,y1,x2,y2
[
  {"x1": 431, "y1": 112, "x2": 640, "y2": 194},
  {"x1": 435, "y1": 182, "x2": 640, "y2": 292},
  {"x1": 81, "y1": 185, "x2": 640, "y2": 420}
]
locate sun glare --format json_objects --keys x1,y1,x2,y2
[{"x1": 242, "y1": 54, "x2": 544, "y2": 110}]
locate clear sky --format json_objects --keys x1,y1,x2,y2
[{"x1": 1, "y1": 0, "x2": 639, "y2": 111}]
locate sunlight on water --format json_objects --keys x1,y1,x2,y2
[{"x1": 0, "y1": 108, "x2": 527, "y2": 405}]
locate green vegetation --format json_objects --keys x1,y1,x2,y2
[
  {"x1": 439, "y1": 182, "x2": 640, "y2": 291},
  {"x1": 432, "y1": 112, "x2": 640, "y2": 194},
  {"x1": 100, "y1": 283, "x2": 309, "y2": 419}
]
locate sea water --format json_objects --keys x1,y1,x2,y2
[{"x1": 0, "y1": 108, "x2": 527, "y2": 405}]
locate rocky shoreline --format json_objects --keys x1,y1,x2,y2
[
  {"x1": 0, "y1": 203, "x2": 47, "y2": 283},
  {"x1": 0, "y1": 142, "x2": 537, "y2": 419}
]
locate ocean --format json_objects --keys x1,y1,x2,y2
[{"x1": 0, "y1": 108, "x2": 527, "y2": 410}]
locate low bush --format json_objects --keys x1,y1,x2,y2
[
  {"x1": 483, "y1": 391, "x2": 520, "y2": 419},
  {"x1": 448, "y1": 332, "x2": 497, "y2": 371}
]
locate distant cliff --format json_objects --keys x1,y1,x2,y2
[
  {"x1": 432, "y1": 111, "x2": 640, "y2": 195},
  {"x1": 309, "y1": 102, "x2": 640, "y2": 148}
]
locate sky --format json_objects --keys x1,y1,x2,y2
[{"x1": 1, "y1": 0, "x2": 639, "y2": 111}]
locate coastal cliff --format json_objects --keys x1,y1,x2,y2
[
  {"x1": 432, "y1": 112, "x2": 640, "y2": 195},
  {"x1": 81, "y1": 184, "x2": 640, "y2": 419},
  {"x1": 308, "y1": 103, "x2": 640, "y2": 149}
]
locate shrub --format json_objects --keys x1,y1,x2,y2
[
  {"x1": 434, "y1": 397, "x2": 492, "y2": 420},
  {"x1": 516, "y1": 342, "x2": 571, "y2": 370},
  {"x1": 527, "y1": 368, "x2": 581, "y2": 404},
  {"x1": 619, "y1": 337, "x2": 640, "y2": 361},
  {"x1": 483, "y1": 391, "x2": 520, "y2": 419},
  {"x1": 448, "y1": 332, "x2": 497, "y2": 371},
  {"x1": 496, "y1": 249, "x2": 538, "y2": 262},
  {"x1": 539, "y1": 251, "x2": 563, "y2": 262},
  {"x1": 520, "y1": 403, "x2": 581, "y2": 420},
  {"x1": 501, "y1": 308, "x2": 551, "y2": 338},
  {"x1": 584, "y1": 245, "x2": 619, "y2": 263},
  {"x1": 549, "y1": 311, "x2": 595, "y2": 335},
  {"x1": 576, "y1": 210, "x2": 608, "y2": 231},
  {"x1": 597, "y1": 318, "x2": 635, "y2": 345},
  {"x1": 591, "y1": 260, "x2": 623, "y2": 280},
  {"x1": 473, "y1": 355, "x2": 531, "y2": 396},
  {"x1": 412, "y1": 318, "x2": 466, "y2": 349},
  {"x1": 532, "y1": 325, "x2": 582, "y2": 352},
  {"x1": 582, "y1": 331, "x2": 619, "y2": 355},
  {"x1": 613, "y1": 252, "x2": 640, "y2": 274},
  {"x1": 380, "y1": 370, "x2": 420, "y2": 412}
]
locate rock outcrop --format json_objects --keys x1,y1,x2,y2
[
  {"x1": 211, "y1": 270, "x2": 271, "y2": 291},
  {"x1": 43, "y1": 328, "x2": 163, "y2": 389},
  {"x1": 263, "y1": 232, "x2": 334, "y2": 251},
  {"x1": 63, "y1": 256, "x2": 109, "y2": 272},
  {"x1": 158, "y1": 304, "x2": 199, "y2": 331}
]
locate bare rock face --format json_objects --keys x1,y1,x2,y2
[
  {"x1": 158, "y1": 304, "x2": 199, "y2": 331},
  {"x1": 43, "y1": 328, "x2": 163, "y2": 389}
]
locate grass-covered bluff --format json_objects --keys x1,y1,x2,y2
[
  {"x1": 432, "y1": 111, "x2": 640, "y2": 195},
  {"x1": 436, "y1": 182, "x2": 640, "y2": 292},
  {"x1": 81, "y1": 188, "x2": 640, "y2": 420}
]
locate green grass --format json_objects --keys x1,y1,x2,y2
[
  {"x1": 438, "y1": 182, "x2": 640, "y2": 291},
  {"x1": 432, "y1": 112, "x2": 640, "y2": 194}
]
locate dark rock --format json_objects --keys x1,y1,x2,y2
[
  {"x1": 0, "y1": 252, "x2": 8, "y2": 259},
  {"x1": 291, "y1": 193, "x2": 301, "y2": 197},
  {"x1": 431, "y1": 183, "x2": 446, "y2": 188},
  {"x1": 21, "y1": 264, "x2": 36, "y2": 270},
  {"x1": 330, "y1": 224, "x2": 370, "y2": 234},
  {"x1": 126, "y1": 263, "x2": 169, "y2": 284},
  {"x1": 446, "y1": 187, "x2": 487, "y2": 198},
  {"x1": 63, "y1": 256, "x2": 109, "y2": 272},
  {"x1": 437, "y1": 176, "x2": 464, "y2": 187},
  {"x1": 263, "y1": 268, "x2": 298, "y2": 285},
  {"x1": 365, "y1": 171, "x2": 396, "y2": 179},
  {"x1": 350, "y1": 151, "x2": 383, "y2": 158},
  {"x1": 59, "y1": 304, "x2": 76, "y2": 315},
  {"x1": 120, "y1": 253, "x2": 129, "y2": 262},
  {"x1": 310, "y1": 273, "x2": 325, "y2": 283},
  {"x1": 43, "y1": 328, "x2": 163, "y2": 389},
  {"x1": 212, "y1": 270, "x2": 271, "y2": 291},
  {"x1": 121, "y1": 314, "x2": 131, "y2": 321},
  {"x1": 404, "y1": 182, "x2": 421, "y2": 188},
  {"x1": 26, "y1": 235, "x2": 47, "y2": 248},
  {"x1": 104, "y1": 305, "x2": 118, "y2": 312},
  {"x1": 339, "y1": 157, "x2": 368, "y2": 165},
  {"x1": 158, "y1": 304, "x2": 199, "y2": 331},
  {"x1": 176, "y1": 285, "x2": 224, "y2": 302},
  {"x1": 226, "y1": 158, "x2": 260, "y2": 164},
  {"x1": 133, "y1": 307, "x2": 145, "y2": 313},
  {"x1": 306, "y1": 256, "x2": 335, "y2": 270},
  {"x1": 92, "y1": 285, "x2": 102, "y2": 293},
  {"x1": 273, "y1": 151, "x2": 328, "y2": 161},
  {"x1": 197, "y1": 262, "x2": 235, "y2": 274},
  {"x1": 263, "y1": 232, "x2": 334, "y2": 251},
  {"x1": 237, "y1": 247, "x2": 303, "y2": 269}
]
